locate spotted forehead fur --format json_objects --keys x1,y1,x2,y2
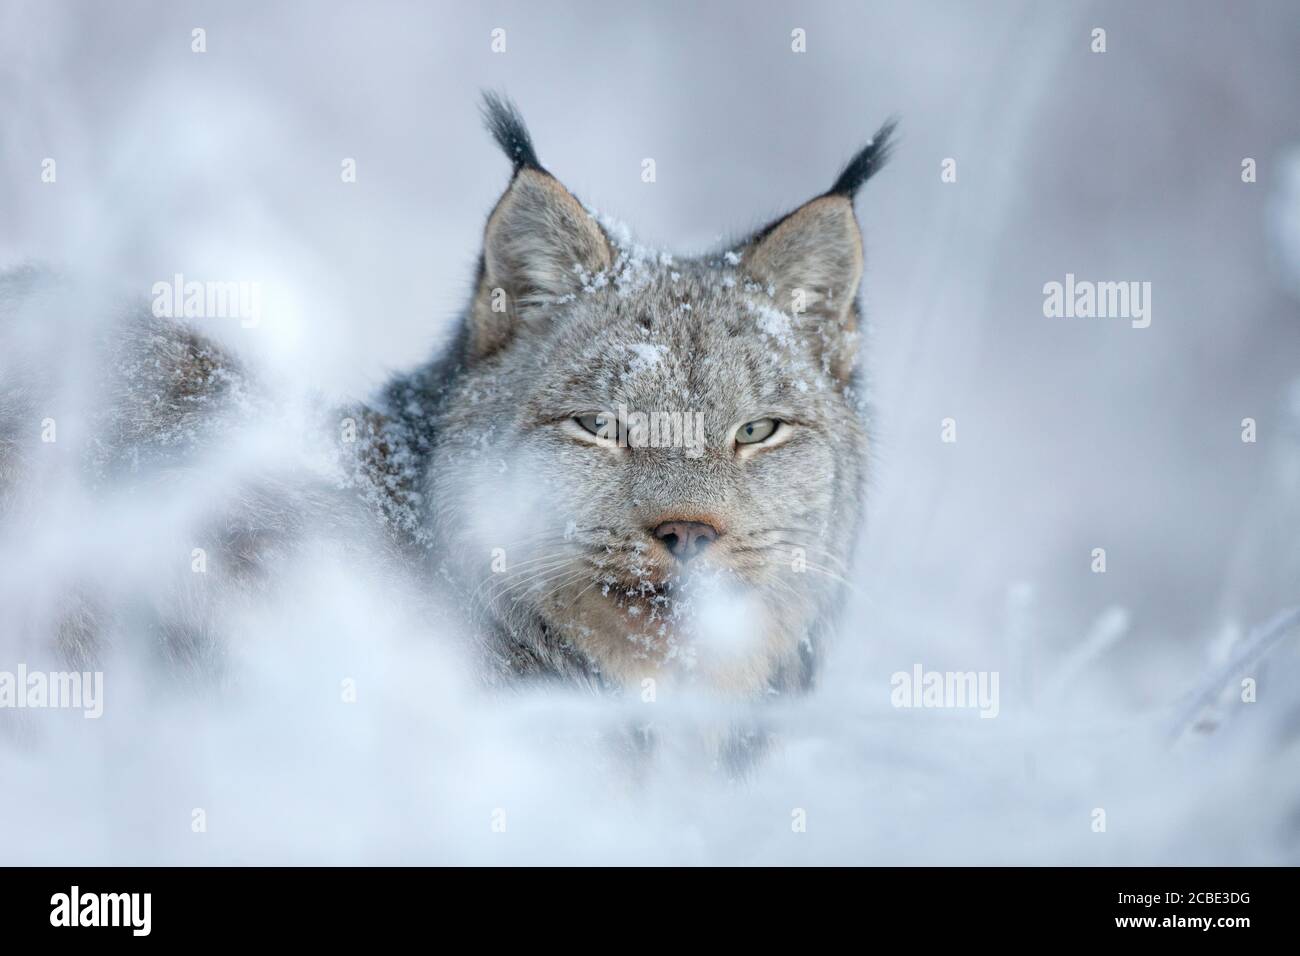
[{"x1": 521, "y1": 263, "x2": 846, "y2": 428}]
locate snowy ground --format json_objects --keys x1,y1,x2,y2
[{"x1": 1, "y1": 1, "x2": 1298, "y2": 864}]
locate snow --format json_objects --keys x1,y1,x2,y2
[
  {"x1": 1, "y1": 0, "x2": 1298, "y2": 866},
  {"x1": 746, "y1": 299, "x2": 795, "y2": 344},
  {"x1": 624, "y1": 342, "x2": 667, "y2": 378}
]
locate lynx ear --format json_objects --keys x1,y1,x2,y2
[
  {"x1": 482, "y1": 169, "x2": 612, "y2": 310},
  {"x1": 741, "y1": 119, "x2": 896, "y2": 382},
  {"x1": 743, "y1": 195, "x2": 864, "y2": 323},
  {"x1": 742, "y1": 196, "x2": 864, "y2": 382},
  {"x1": 470, "y1": 94, "x2": 612, "y2": 359}
]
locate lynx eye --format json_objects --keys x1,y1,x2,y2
[
  {"x1": 735, "y1": 418, "x2": 779, "y2": 445},
  {"x1": 575, "y1": 413, "x2": 613, "y2": 438}
]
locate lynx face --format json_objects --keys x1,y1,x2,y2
[{"x1": 424, "y1": 98, "x2": 892, "y2": 695}]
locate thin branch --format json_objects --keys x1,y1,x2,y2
[{"x1": 1167, "y1": 606, "x2": 1300, "y2": 744}]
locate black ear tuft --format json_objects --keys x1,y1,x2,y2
[
  {"x1": 824, "y1": 117, "x2": 899, "y2": 198},
  {"x1": 481, "y1": 91, "x2": 542, "y2": 174}
]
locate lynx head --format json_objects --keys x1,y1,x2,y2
[{"x1": 429, "y1": 94, "x2": 894, "y2": 695}]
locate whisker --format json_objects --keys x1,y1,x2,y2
[
  {"x1": 767, "y1": 540, "x2": 850, "y2": 571},
  {"x1": 500, "y1": 567, "x2": 592, "y2": 613},
  {"x1": 476, "y1": 556, "x2": 578, "y2": 604},
  {"x1": 535, "y1": 568, "x2": 594, "y2": 605},
  {"x1": 567, "y1": 576, "x2": 602, "y2": 608}
]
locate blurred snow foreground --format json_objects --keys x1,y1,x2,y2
[{"x1": 0, "y1": 270, "x2": 1296, "y2": 865}]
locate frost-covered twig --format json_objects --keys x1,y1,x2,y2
[
  {"x1": 1045, "y1": 606, "x2": 1131, "y2": 700},
  {"x1": 1167, "y1": 606, "x2": 1300, "y2": 744}
]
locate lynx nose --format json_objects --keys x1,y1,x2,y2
[{"x1": 652, "y1": 521, "x2": 719, "y2": 562}]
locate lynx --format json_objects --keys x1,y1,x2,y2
[
  {"x1": 0, "y1": 95, "x2": 894, "y2": 700},
  {"x1": 379, "y1": 95, "x2": 894, "y2": 696}
]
